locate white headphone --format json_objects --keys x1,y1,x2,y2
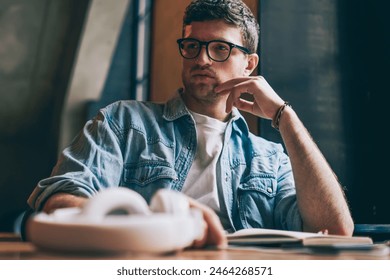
[{"x1": 27, "y1": 188, "x2": 203, "y2": 254}]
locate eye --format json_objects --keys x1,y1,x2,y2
[
  {"x1": 183, "y1": 42, "x2": 199, "y2": 50},
  {"x1": 211, "y1": 42, "x2": 230, "y2": 52}
]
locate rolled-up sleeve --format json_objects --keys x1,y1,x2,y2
[{"x1": 27, "y1": 110, "x2": 123, "y2": 210}]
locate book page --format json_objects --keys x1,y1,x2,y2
[
  {"x1": 227, "y1": 228, "x2": 373, "y2": 246},
  {"x1": 227, "y1": 228, "x2": 327, "y2": 240}
]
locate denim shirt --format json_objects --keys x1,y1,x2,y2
[{"x1": 28, "y1": 94, "x2": 302, "y2": 232}]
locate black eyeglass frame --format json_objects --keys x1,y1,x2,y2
[{"x1": 176, "y1": 38, "x2": 251, "y2": 62}]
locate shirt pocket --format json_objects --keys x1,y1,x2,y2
[
  {"x1": 237, "y1": 173, "x2": 277, "y2": 229},
  {"x1": 123, "y1": 161, "x2": 178, "y2": 201}
]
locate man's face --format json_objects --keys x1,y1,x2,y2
[{"x1": 181, "y1": 20, "x2": 249, "y2": 104}]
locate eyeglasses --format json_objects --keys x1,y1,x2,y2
[{"x1": 177, "y1": 38, "x2": 250, "y2": 62}]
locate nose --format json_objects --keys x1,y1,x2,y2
[{"x1": 196, "y1": 45, "x2": 212, "y2": 65}]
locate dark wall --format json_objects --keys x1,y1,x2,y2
[
  {"x1": 259, "y1": 0, "x2": 390, "y2": 223},
  {"x1": 340, "y1": 0, "x2": 390, "y2": 223},
  {"x1": 0, "y1": 0, "x2": 89, "y2": 231}
]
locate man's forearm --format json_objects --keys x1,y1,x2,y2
[
  {"x1": 42, "y1": 193, "x2": 88, "y2": 213},
  {"x1": 279, "y1": 106, "x2": 354, "y2": 235}
]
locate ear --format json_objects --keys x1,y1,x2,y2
[{"x1": 244, "y1": 53, "x2": 259, "y2": 76}]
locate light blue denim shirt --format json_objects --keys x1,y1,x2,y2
[{"x1": 28, "y1": 93, "x2": 302, "y2": 232}]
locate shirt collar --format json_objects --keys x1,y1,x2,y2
[{"x1": 163, "y1": 89, "x2": 190, "y2": 121}]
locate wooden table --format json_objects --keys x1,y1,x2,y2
[{"x1": 1, "y1": 233, "x2": 389, "y2": 260}]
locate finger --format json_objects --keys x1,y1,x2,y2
[
  {"x1": 188, "y1": 198, "x2": 227, "y2": 248},
  {"x1": 317, "y1": 229, "x2": 329, "y2": 235},
  {"x1": 191, "y1": 219, "x2": 208, "y2": 248},
  {"x1": 233, "y1": 98, "x2": 255, "y2": 114},
  {"x1": 225, "y1": 80, "x2": 255, "y2": 113},
  {"x1": 215, "y1": 77, "x2": 255, "y2": 93},
  {"x1": 201, "y1": 207, "x2": 227, "y2": 248}
]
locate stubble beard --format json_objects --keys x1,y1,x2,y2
[
  {"x1": 183, "y1": 74, "x2": 224, "y2": 105},
  {"x1": 188, "y1": 83, "x2": 218, "y2": 103}
]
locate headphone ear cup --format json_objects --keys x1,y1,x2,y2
[
  {"x1": 149, "y1": 189, "x2": 189, "y2": 214},
  {"x1": 82, "y1": 187, "x2": 151, "y2": 221}
]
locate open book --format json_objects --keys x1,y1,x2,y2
[{"x1": 226, "y1": 228, "x2": 373, "y2": 247}]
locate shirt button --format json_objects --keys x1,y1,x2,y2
[{"x1": 267, "y1": 187, "x2": 273, "y2": 194}]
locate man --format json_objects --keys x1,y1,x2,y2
[{"x1": 27, "y1": 0, "x2": 354, "y2": 248}]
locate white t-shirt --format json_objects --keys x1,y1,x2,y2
[{"x1": 182, "y1": 110, "x2": 229, "y2": 228}]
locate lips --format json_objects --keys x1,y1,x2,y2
[{"x1": 191, "y1": 70, "x2": 216, "y2": 79}]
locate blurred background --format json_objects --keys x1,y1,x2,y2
[{"x1": 0, "y1": 0, "x2": 389, "y2": 232}]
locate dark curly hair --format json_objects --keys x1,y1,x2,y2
[{"x1": 183, "y1": 0, "x2": 259, "y2": 54}]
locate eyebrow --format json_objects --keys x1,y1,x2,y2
[{"x1": 183, "y1": 36, "x2": 243, "y2": 45}]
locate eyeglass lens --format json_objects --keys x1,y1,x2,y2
[{"x1": 179, "y1": 39, "x2": 231, "y2": 62}]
